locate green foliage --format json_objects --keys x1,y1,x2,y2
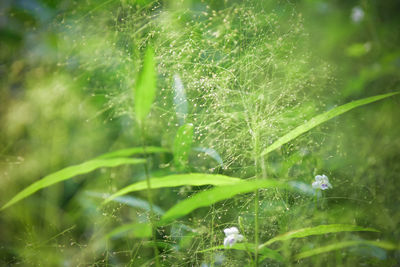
[
  {"x1": 106, "y1": 223, "x2": 152, "y2": 239},
  {"x1": 103, "y1": 173, "x2": 242, "y2": 204},
  {"x1": 199, "y1": 243, "x2": 283, "y2": 262},
  {"x1": 159, "y1": 180, "x2": 288, "y2": 225},
  {"x1": 259, "y1": 224, "x2": 379, "y2": 248},
  {"x1": 134, "y1": 46, "x2": 157, "y2": 124},
  {"x1": 97, "y1": 146, "x2": 169, "y2": 159},
  {"x1": 295, "y1": 240, "x2": 400, "y2": 260},
  {"x1": 1, "y1": 158, "x2": 145, "y2": 210},
  {"x1": 262, "y1": 92, "x2": 399, "y2": 156},
  {"x1": 1, "y1": 0, "x2": 400, "y2": 266}
]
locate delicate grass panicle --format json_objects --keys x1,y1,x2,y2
[{"x1": 1, "y1": 0, "x2": 399, "y2": 267}]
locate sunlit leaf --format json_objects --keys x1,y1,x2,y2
[
  {"x1": 295, "y1": 240, "x2": 399, "y2": 260},
  {"x1": 259, "y1": 224, "x2": 379, "y2": 249},
  {"x1": 159, "y1": 180, "x2": 289, "y2": 225},
  {"x1": 103, "y1": 173, "x2": 242, "y2": 204},
  {"x1": 261, "y1": 92, "x2": 399, "y2": 156},
  {"x1": 97, "y1": 146, "x2": 169, "y2": 159},
  {"x1": 134, "y1": 46, "x2": 157, "y2": 123},
  {"x1": 1, "y1": 158, "x2": 146, "y2": 211},
  {"x1": 106, "y1": 223, "x2": 152, "y2": 239},
  {"x1": 174, "y1": 123, "x2": 194, "y2": 171},
  {"x1": 198, "y1": 243, "x2": 283, "y2": 262}
]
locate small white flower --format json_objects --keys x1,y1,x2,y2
[
  {"x1": 351, "y1": 6, "x2": 364, "y2": 23},
  {"x1": 223, "y1": 227, "x2": 244, "y2": 247},
  {"x1": 312, "y1": 174, "x2": 332, "y2": 190}
]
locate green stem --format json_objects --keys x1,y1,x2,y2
[
  {"x1": 238, "y1": 217, "x2": 254, "y2": 265},
  {"x1": 252, "y1": 121, "x2": 268, "y2": 266},
  {"x1": 252, "y1": 127, "x2": 263, "y2": 267},
  {"x1": 210, "y1": 205, "x2": 215, "y2": 267},
  {"x1": 140, "y1": 128, "x2": 160, "y2": 267},
  {"x1": 254, "y1": 188, "x2": 259, "y2": 267}
]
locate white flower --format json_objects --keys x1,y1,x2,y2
[
  {"x1": 351, "y1": 6, "x2": 364, "y2": 23},
  {"x1": 312, "y1": 174, "x2": 332, "y2": 190},
  {"x1": 223, "y1": 227, "x2": 244, "y2": 247}
]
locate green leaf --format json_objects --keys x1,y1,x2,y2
[
  {"x1": 106, "y1": 223, "x2": 152, "y2": 239},
  {"x1": 198, "y1": 243, "x2": 283, "y2": 262},
  {"x1": 259, "y1": 224, "x2": 379, "y2": 249},
  {"x1": 159, "y1": 180, "x2": 288, "y2": 225},
  {"x1": 295, "y1": 240, "x2": 400, "y2": 260},
  {"x1": 103, "y1": 173, "x2": 242, "y2": 204},
  {"x1": 261, "y1": 92, "x2": 399, "y2": 156},
  {"x1": 1, "y1": 158, "x2": 146, "y2": 211},
  {"x1": 97, "y1": 146, "x2": 169, "y2": 159},
  {"x1": 174, "y1": 123, "x2": 194, "y2": 171},
  {"x1": 134, "y1": 46, "x2": 157, "y2": 123}
]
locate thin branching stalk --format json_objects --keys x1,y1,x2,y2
[
  {"x1": 238, "y1": 217, "x2": 255, "y2": 265},
  {"x1": 140, "y1": 127, "x2": 161, "y2": 267},
  {"x1": 252, "y1": 123, "x2": 261, "y2": 267},
  {"x1": 210, "y1": 205, "x2": 215, "y2": 267},
  {"x1": 254, "y1": 187, "x2": 259, "y2": 267}
]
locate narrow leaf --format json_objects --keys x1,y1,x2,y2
[
  {"x1": 159, "y1": 180, "x2": 288, "y2": 225},
  {"x1": 198, "y1": 243, "x2": 283, "y2": 262},
  {"x1": 103, "y1": 173, "x2": 242, "y2": 204},
  {"x1": 134, "y1": 46, "x2": 157, "y2": 123},
  {"x1": 106, "y1": 223, "x2": 152, "y2": 239},
  {"x1": 1, "y1": 158, "x2": 146, "y2": 211},
  {"x1": 259, "y1": 224, "x2": 379, "y2": 249},
  {"x1": 174, "y1": 123, "x2": 194, "y2": 171},
  {"x1": 295, "y1": 240, "x2": 399, "y2": 260},
  {"x1": 97, "y1": 146, "x2": 169, "y2": 159},
  {"x1": 261, "y1": 92, "x2": 399, "y2": 156}
]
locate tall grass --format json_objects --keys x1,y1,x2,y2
[{"x1": 1, "y1": 0, "x2": 400, "y2": 266}]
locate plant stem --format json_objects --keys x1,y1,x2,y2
[
  {"x1": 254, "y1": 187, "x2": 259, "y2": 267},
  {"x1": 238, "y1": 217, "x2": 254, "y2": 265},
  {"x1": 253, "y1": 126, "x2": 262, "y2": 267},
  {"x1": 140, "y1": 128, "x2": 160, "y2": 267},
  {"x1": 252, "y1": 120, "x2": 268, "y2": 266},
  {"x1": 210, "y1": 205, "x2": 215, "y2": 267}
]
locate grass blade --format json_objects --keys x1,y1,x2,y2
[
  {"x1": 261, "y1": 92, "x2": 399, "y2": 156},
  {"x1": 97, "y1": 146, "x2": 169, "y2": 159},
  {"x1": 259, "y1": 224, "x2": 379, "y2": 248},
  {"x1": 295, "y1": 240, "x2": 400, "y2": 260},
  {"x1": 174, "y1": 123, "x2": 194, "y2": 171},
  {"x1": 134, "y1": 46, "x2": 157, "y2": 123},
  {"x1": 198, "y1": 243, "x2": 283, "y2": 262},
  {"x1": 103, "y1": 173, "x2": 242, "y2": 204},
  {"x1": 159, "y1": 180, "x2": 288, "y2": 225},
  {"x1": 1, "y1": 158, "x2": 146, "y2": 211},
  {"x1": 106, "y1": 223, "x2": 152, "y2": 239}
]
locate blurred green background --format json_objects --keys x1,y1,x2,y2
[{"x1": 1, "y1": 0, "x2": 399, "y2": 266}]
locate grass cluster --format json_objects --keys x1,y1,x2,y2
[{"x1": 1, "y1": 0, "x2": 400, "y2": 266}]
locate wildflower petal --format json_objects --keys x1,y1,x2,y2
[
  {"x1": 224, "y1": 227, "x2": 239, "y2": 236},
  {"x1": 312, "y1": 181, "x2": 320, "y2": 189},
  {"x1": 312, "y1": 174, "x2": 332, "y2": 190}
]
